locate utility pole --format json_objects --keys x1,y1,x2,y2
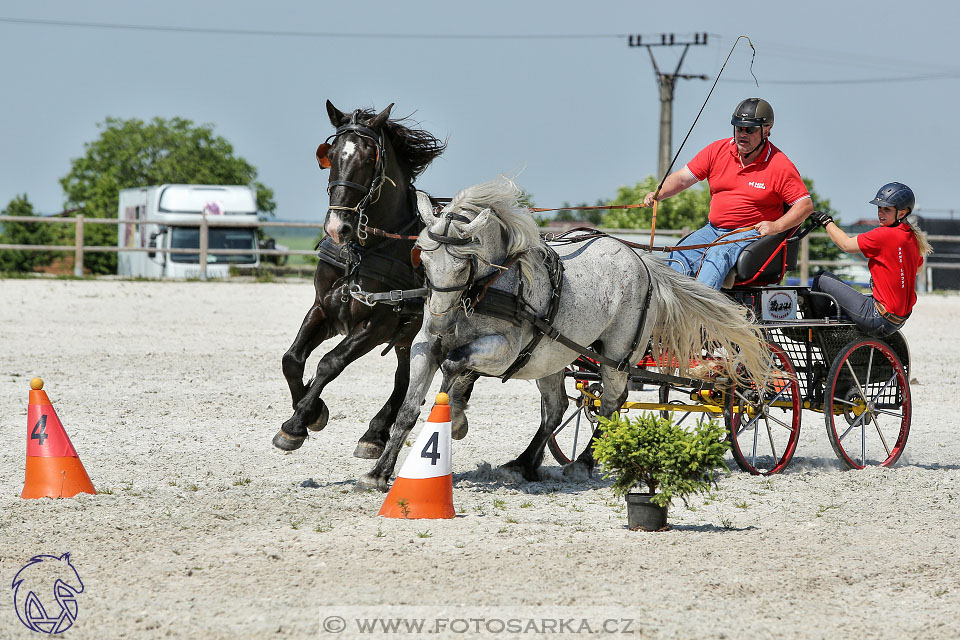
[{"x1": 628, "y1": 33, "x2": 709, "y2": 181}]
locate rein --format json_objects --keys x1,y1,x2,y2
[
  {"x1": 545, "y1": 226, "x2": 760, "y2": 253},
  {"x1": 529, "y1": 203, "x2": 652, "y2": 214}
]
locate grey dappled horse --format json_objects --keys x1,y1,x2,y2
[{"x1": 357, "y1": 178, "x2": 773, "y2": 491}]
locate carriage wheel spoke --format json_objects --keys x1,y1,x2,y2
[
  {"x1": 832, "y1": 397, "x2": 861, "y2": 409},
  {"x1": 676, "y1": 411, "x2": 695, "y2": 426},
  {"x1": 765, "y1": 416, "x2": 779, "y2": 461},
  {"x1": 738, "y1": 407, "x2": 763, "y2": 435},
  {"x1": 838, "y1": 412, "x2": 868, "y2": 443},
  {"x1": 869, "y1": 374, "x2": 898, "y2": 404},
  {"x1": 842, "y1": 359, "x2": 866, "y2": 400},
  {"x1": 761, "y1": 408, "x2": 793, "y2": 432},
  {"x1": 872, "y1": 407, "x2": 903, "y2": 418},
  {"x1": 554, "y1": 407, "x2": 580, "y2": 434},
  {"x1": 871, "y1": 412, "x2": 892, "y2": 457},
  {"x1": 569, "y1": 412, "x2": 581, "y2": 462}
]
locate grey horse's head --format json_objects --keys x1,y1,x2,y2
[
  {"x1": 416, "y1": 177, "x2": 542, "y2": 336},
  {"x1": 417, "y1": 206, "x2": 494, "y2": 336}
]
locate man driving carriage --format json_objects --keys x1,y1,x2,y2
[{"x1": 643, "y1": 98, "x2": 813, "y2": 289}]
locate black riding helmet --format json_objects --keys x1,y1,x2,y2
[
  {"x1": 869, "y1": 182, "x2": 915, "y2": 226},
  {"x1": 731, "y1": 98, "x2": 774, "y2": 128},
  {"x1": 731, "y1": 98, "x2": 773, "y2": 157}
]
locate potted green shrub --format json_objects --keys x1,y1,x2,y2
[{"x1": 592, "y1": 411, "x2": 730, "y2": 531}]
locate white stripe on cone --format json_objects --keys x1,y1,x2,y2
[{"x1": 396, "y1": 419, "x2": 452, "y2": 480}]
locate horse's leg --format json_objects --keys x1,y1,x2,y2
[
  {"x1": 352, "y1": 344, "x2": 411, "y2": 459},
  {"x1": 442, "y1": 371, "x2": 480, "y2": 441},
  {"x1": 281, "y1": 301, "x2": 334, "y2": 409},
  {"x1": 357, "y1": 332, "x2": 443, "y2": 491},
  {"x1": 282, "y1": 267, "x2": 338, "y2": 408},
  {"x1": 503, "y1": 371, "x2": 568, "y2": 481},
  {"x1": 565, "y1": 368, "x2": 629, "y2": 476},
  {"x1": 273, "y1": 315, "x2": 398, "y2": 451},
  {"x1": 436, "y1": 334, "x2": 519, "y2": 443}
]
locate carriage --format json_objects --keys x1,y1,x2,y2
[{"x1": 548, "y1": 224, "x2": 912, "y2": 475}]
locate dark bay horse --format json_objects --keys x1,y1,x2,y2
[{"x1": 273, "y1": 100, "x2": 446, "y2": 458}]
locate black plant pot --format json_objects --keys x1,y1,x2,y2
[{"x1": 626, "y1": 492, "x2": 668, "y2": 531}]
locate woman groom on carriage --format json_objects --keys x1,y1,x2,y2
[{"x1": 807, "y1": 182, "x2": 932, "y2": 337}]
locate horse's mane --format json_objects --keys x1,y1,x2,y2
[
  {"x1": 352, "y1": 108, "x2": 446, "y2": 181},
  {"x1": 433, "y1": 177, "x2": 546, "y2": 284}
]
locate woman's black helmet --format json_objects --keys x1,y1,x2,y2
[
  {"x1": 731, "y1": 98, "x2": 774, "y2": 127},
  {"x1": 869, "y1": 182, "x2": 915, "y2": 213}
]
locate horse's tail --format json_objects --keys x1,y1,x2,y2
[{"x1": 640, "y1": 255, "x2": 773, "y2": 387}]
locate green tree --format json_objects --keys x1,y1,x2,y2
[
  {"x1": 0, "y1": 195, "x2": 58, "y2": 273},
  {"x1": 59, "y1": 117, "x2": 277, "y2": 274},
  {"x1": 603, "y1": 175, "x2": 710, "y2": 231}
]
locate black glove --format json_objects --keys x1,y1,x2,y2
[{"x1": 809, "y1": 211, "x2": 834, "y2": 227}]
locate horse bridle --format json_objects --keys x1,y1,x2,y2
[
  {"x1": 323, "y1": 110, "x2": 395, "y2": 243},
  {"x1": 417, "y1": 210, "x2": 521, "y2": 317}
]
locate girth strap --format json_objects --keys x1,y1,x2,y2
[
  {"x1": 497, "y1": 247, "x2": 564, "y2": 381},
  {"x1": 315, "y1": 236, "x2": 422, "y2": 293},
  {"x1": 351, "y1": 287, "x2": 429, "y2": 307}
]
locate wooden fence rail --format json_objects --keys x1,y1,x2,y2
[
  {"x1": 0, "y1": 215, "x2": 957, "y2": 288},
  {"x1": 0, "y1": 215, "x2": 325, "y2": 279}
]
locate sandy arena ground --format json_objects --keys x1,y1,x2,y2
[{"x1": 0, "y1": 278, "x2": 958, "y2": 639}]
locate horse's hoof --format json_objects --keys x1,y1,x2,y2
[
  {"x1": 272, "y1": 429, "x2": 305, "y2": 451},
  {"x1": 306, "y1": 403, "x2": 330, "y2": 432},
  {"x1": 355, "y1": 473, "x2": 389, "y2": 492},
  {"x1": 353, "y1": 441, "x2": 384, "y2": 459},
  {"x1": 562, "y1": 461, "x2": 591, "y2": 479},
  {"x1": 451, "y1": 420, "x2": 468, "y2": 441},
  {"x1": 503, "y1": 461, "x2": 539, "y2": 482}
]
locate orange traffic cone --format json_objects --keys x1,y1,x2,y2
[
  {"x1": 21, "y1": 378, "x2": 96, "y2": 499},
  {"x1": 378, "y1": 393, "x2": 455, "y2": 519}
]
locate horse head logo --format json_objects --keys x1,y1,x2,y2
[{"x1": 11, "y1": 553, "x2": 84, "y2": 634}]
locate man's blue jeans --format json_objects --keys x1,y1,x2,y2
[{"x1": 667, "y1": 223, "x2": 759, "y2": 289}]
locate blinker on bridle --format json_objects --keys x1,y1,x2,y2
[{"x1": 417, "y1": 209, "x2": 515, "y2": 318}]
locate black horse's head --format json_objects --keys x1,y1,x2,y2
[
  {"x1": 317, "y1": 100, "x2": 446, "y2": 246},
  {"x1": 318, "y1": 100, "x2": 395, "y2": 245}
]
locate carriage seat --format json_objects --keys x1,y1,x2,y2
[{"x1": 722, "y1": 226, "x2": 800, "y2": 289}]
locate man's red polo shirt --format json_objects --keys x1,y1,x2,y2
[
  {"x1": 685, "y1": 138, "x2": 810, "y2": 229},
  {"x1": 858, "y1": 223, "x2": 923, "y2": 317}
]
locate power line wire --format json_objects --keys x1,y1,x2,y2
[
  {"x1": 0, "y1": 16, "x2": 628, "y2": 39},
  {"x1": 4, "y1": 17, "x2": 958, "y2": 85},
  {"x1": 723, "y1": 72, "x2": 960, "y2": 85}
]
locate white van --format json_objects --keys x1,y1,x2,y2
[{"x1": 117, "y1": 184, "x2": 260, "y2": 278}]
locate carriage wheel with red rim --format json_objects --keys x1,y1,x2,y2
[
  {"x1": 549, "y1": 363, "x2": 601, "y2": 466},
  {"x1": 824, "y1": 338, "x2": 910, "y2": 469},
  {"x1": 725, "y1": 342, "x2": 801, "y2": 475}
]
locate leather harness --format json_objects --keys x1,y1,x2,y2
[{"x1": 365, "y1": 214, "x2": 710, "y2": 386}]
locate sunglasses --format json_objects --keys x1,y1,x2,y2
[{"x1": 735, "y1": 126, "x2": 761, "y2": 134}]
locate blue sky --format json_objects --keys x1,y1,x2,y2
[{"x1": 2, "y1": 1, "x2": 959, "y2": 223}]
